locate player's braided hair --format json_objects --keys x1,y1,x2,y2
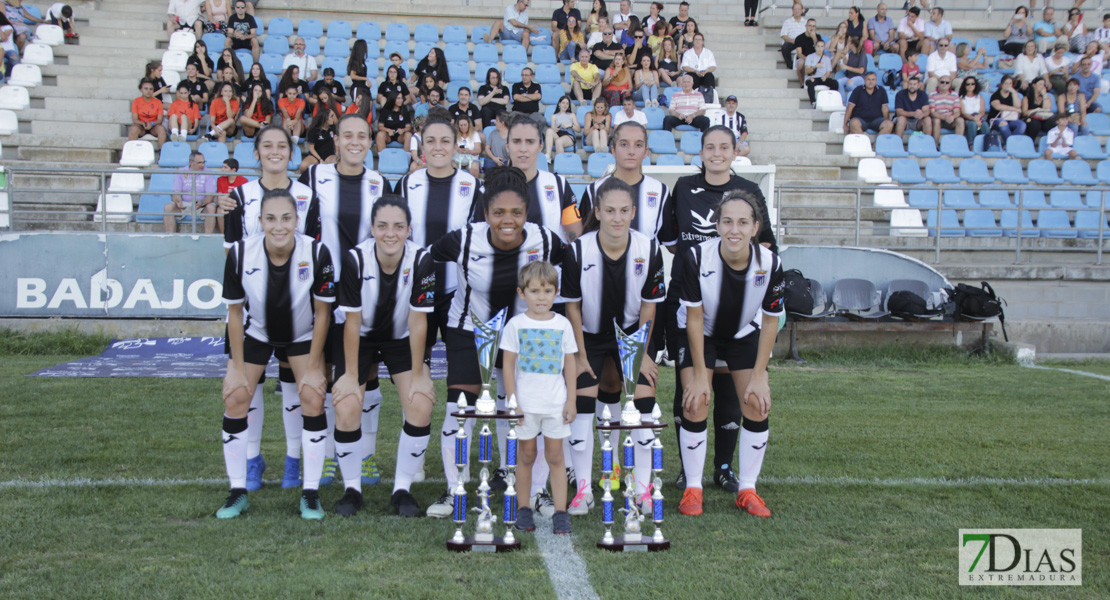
[{"x1": 482, "y1": 166, "x2": 530, "y2": 215}]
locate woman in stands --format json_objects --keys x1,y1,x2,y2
[
  {"x1": 453, "y1": 114, "x2": 483, "y2": 178},
  {"x1": 417, "y1": 74, "x2": 444, "y2": 105},
  {"x1": 167, "y1": 83, "x2": 201, "y2": 142},
  {"x1": 1022, "y1": 77, "x2": 1058, "y2": 141},
  {"x1": 208, "y1": 81, "x2": 240, "y2": 142},
  {"x1": 377, "y1": 65, "x2": 411, "y2": 109},
  {"x1": 188, "y1": 39, "x2": 217, "y2": 93},
  {"x1": 586, "y1": 0, "x2": 608, "y2": 36},
  {"x1": 477, "y1": 68, "x2": 510, "y2": 129},
  {"x1": 958, "y1": 77, "x2": 990, "y2": 148},
  {"x1": 278, "y1": 85, "x2": 305, "y2": 142},
  {"x1": 659, "y1": 125, "x2": 776, "y2": 500},
  {"x1": 423, "y1": 166, "x2": 567, "y2": 519},
  {"x1": 216, "y1": 187, "x2": 335, "y2": 520},
  {"x1": 345, "y1": 90, "x2": 375, "y2": 125},
  {"x1": 602, "y1": 53, "x2": 632, "y2": 107},
  {"x1": 545, "y1": 95, "x2": 580, "y2": 162},
  {"x1": 989, "y1": 75, "x2": 1027, "y2": 143},
  {"x1": 239, "y1": 82, "x2": 274, "y2": 139},
  {"x1": 635, "y1": 53, "x2": 660, "y2": 107},
  {"x1": 1058, "y1": 77, "x2": 1090, "y2": 136},
  {"x1": 347, "y1": 39, "x2": 373, "y2": 101},
  {"x1": 309, "y1": 87, "x2": 342, "y2": 119},
  {"x1": 144, "y1": 60, "x2": 173, "y2": 98},
  {"x1": 677, "y1": 19, "x2": 698, "y2": 56},
  {"x1": 562, "y1": 176, "x2": 665, "y2": 516},
  {"x1": 584, "y1": 96, "x2": 612, "y2": 152},
  {"x1": 656, "y1": 37, "x2": 681, "y2": 87},
  {"x1": 559, "y1": 15, "x2": 585, "y2": 62},
  {"x1": 298, "y1": 108, "x2": 338, "y2": 172},
  {"x1": 331, "y1": 195, "x2": 437, "y2": 518},
  {"x1": 376, "y1": 92, "x2": 413, "y2": 153},
  {"x1": 241, "y1": 62, "x2": 271, "y2": 100},
  {"x1": 277, "y1": 65, "x2": 307, "y2": 98},
  {"x1": 674, "y1": 189, "x2": 784, "y2": 518},
  {"x1": 413, "y1": 47, "x2": 449, "y2": 89},
  {"x1": 217, "y1": 48, "x2": 245, "y2": 87}
]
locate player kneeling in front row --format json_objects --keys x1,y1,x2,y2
[
  {"x1": 675, "y1": 190, "x2": 784, "y2": 517},
  {"x1": 331, "y1": 196, "x2": 437, "y2": 517},
  {"x1": 217, "y1": 189, "x2": 336, "y2": 519},
  {"x1": 500, "y1": 261, "x2": 579, "y2": 534}
]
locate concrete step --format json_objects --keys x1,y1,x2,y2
[
  {"x1": 23, "y1": 108, "x2": 132, "y2": 123},
  {"x1": 31, "y1": 120, "x2": 126, "y2": 138},
  {"x1": 15, "y1": 172, "x2": 106, "y2": 190},
  {"x1": 30, "y1": 85, "x2": 139, "y2": 100},
  {"x1": 53, "y1": 43, "x2": 160, "y2": 59},
  {"x1": 17, "y1": 145, "x2": 116, "y2": 163},
  {"x1": 45, "y1": 96, "x2": 132, "y2": 112},
  {"x1": 78, "y1": 26, "x2": 166, "y2": 40},
  {"x1": 775, "y1": 165, "x2": 843, "y2": 181},
  {"x1": 55, "y1": 75, "x2": 148, "y2": 90},
  {"x1": 74, "y1": 35, "x2": 158, "y2": 50},
  {"x1": 59, "y1": 54, "x2": 152, "y2": 69},
  {"x1": 779, "y1": 191, "x2": 861, "y2": 208}
]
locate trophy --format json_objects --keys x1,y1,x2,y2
[
  {"x1": 471, "y1": 308, "x2": 506, "y2": 415},
  {"x1": 596, "y1": 320, "x2": 670, "y2": 552}
]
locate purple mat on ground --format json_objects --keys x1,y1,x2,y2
[{"x1": 30, "y1": 337, "x2": 448, "y2": 380}]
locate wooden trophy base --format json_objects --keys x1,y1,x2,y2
[
  {"x1": 446, "y1": 535, "x2": 522, "y2": 553},
  {"x1": 597, "y1": 534, "x2": 671, "y2": 552}
]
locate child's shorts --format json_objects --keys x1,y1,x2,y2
[{"x1": 516, "y1": 411, "x2": 570, "y2": 441}]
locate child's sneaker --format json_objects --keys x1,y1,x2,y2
[
  {"x1": 552, "y1": 510, "x2": 572, "y2": 534},
  {"x1": 514, "y1": 506, "x2": 536, "y2": 531}
]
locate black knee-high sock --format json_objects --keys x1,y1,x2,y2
[{"x1": 713, "y1": 372, "x2": 741, "y2": 472}]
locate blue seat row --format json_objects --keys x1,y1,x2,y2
[
  {"x1": 891, "y1": 157, "x2": 1106, "y2": 186},
  {"x1": 926, "y1": 208, "x2": 1107, "y2": 239},
  {"x1": 906, "y1": 188, "x2": 1106, "y2": 209}
]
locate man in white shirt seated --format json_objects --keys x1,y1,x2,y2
[
  {"x1": 681, "y1": 32, "x2": 717, "y2": 88},
  {"x1": 713, "y1": 95, "x2": 751, "y2": 157},
  {"x1": 487, "y1": 0, "x2": 540, "y2": 51},
  {"x1": 283, "y1": 37, "x2": 319, "y2": 84},
  {"x1": 612, "y1": 0, "x2": 635, "y2": 31},
  {"x1": 923, "y1": 37, "x2": 957, "y2": 93},
  {"x1": 612, "y1": 93, "x2": 647, "y2": 127},
  {"x1": 896, "y1": 6, "x2": 925, "y2": 63},
  {"x1": 779, "y1": 3, "x2": 807, "y2": 68}
]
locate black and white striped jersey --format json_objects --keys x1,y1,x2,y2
[
  {"x1": 578, "y1": 175, "x2": 669, "y2": 239},
  {"x1": 223, "y1": 179, "x2": 316, "y2": 248},
  {"x1": 396, "y1": 168, "x2": 483, "y2": 294},
  {"x1": 299, "y1": 163, "x2": 390, "y2": 280},
  {"x1": 561, "y1": 230, "x2": 665, "y2": 336},
  {"x1": 223, "y1": 234, "x2": 336, "y2": 345},
  {"x1": 337, "y1": 239, "x2": 436, "y2": 340},
  {"x1": 429, "y1": 222, "x2": 566, "y2": 331},
  {"x1": 677, "y1": 239, "x2": 784, "y2": 341}
]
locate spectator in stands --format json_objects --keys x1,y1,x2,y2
[
  {"x1": 311, "y1": 67, "x2": 345, "y2": 104},
  {"x1": 478, "y1": 67, "x2": 511, "y2": 125},
  {"x1": 1074, "y1": 55, "x2": 1102, "y2": 112},
  {"x1": 804, "y1": 39, "x2": 838, "y2": 107},
  {"x1": 846, "y1": 6, "x2": 866, "y2": 47},
  {"x1": 144, "y1": 61, "x2": 173, "y2": 98},
  {"x1": 488, "y1": 0, "x2": 539, "y2": 51},
  {"x1": 217, "y1": 64, "x2": 239, "y2": 91},
  {"x1": 309, "y1": 87, "x2": 342, "y2": 121},
  {"x1": 164, "y1": 151, "x2": 217, "y2": 234},
  {"x1": 1022, "y1": 77, "x2": 1058, "y2": 140},
  {"x1": 571, "y1": 47, "x2": 602, "y2": 103},
  {"x1": 46, "y1": 3, "x2": 76, "y2": 38},
  {"x1": 483, "y1": 111, "x2": 511, "y2": 171},
  {"x1": 299, "y1": 108, "x2": 337, "y2": 172},
  {"x1": 166, "y1": 0, "x2": 204, "y2": 38},
  {"x1": 204, "y1": 0, "x2": 229, "y2": 32},
  {"x1": 603, "y1": 52, "x2": 633, "y2": 105},
  {"x1": 894, "y1": 75, "x2": 931, "y2": 136},
  {"x1": 681, "y1": 32, "x2": 716, "y2": 89},
  {"x1": 378, "y1": 65, "x2": 411, "y2": 109},
  {"x1": 344, "y1": 89, "x2": 374, "y2": 124},
  {"x1": 612, "y1": 0, "x2": 635, "y2": 31},
  {"x1": 224, "y1": 1, "x2": 259, "y2": 63},
  {"x1": 377, "y1": 92, "x2": 413, "y2": 152},
  {"x1": 924, "y1": 37, "x2": 956, "y2": 93},
  {"x1": 677, "y1": 18, "x2": 698, "y2": 55},
  {"x1": 168, "y1": 83, "x2": 201, "y2": 141},
  {"x1": 844, "y1": 72, "x2": 893, "y2": 134},
  {"x1": 780, "y1": 3, "x2": 806, "y2": 68},
  {"x1": 657, "y1": 36, "x2": 681, "y2": 86},
  {"x1": 343, "y1": 40, "x2": 371, "y2": 101},
  {"x1": 1034, "y1": 7, "x2": 1060, "y2": 53},
  {"x1": 413, "y1": 48, "x2": 449, "y2": 90},
  {"x1": 928, "y1": 75, "x2": 963, "y2": 144},
  {"x1": 238, "y1": 82, "x2": 272, "y2": 138},
  {"x1": 417, "y1": 74, "x2": 444, "y2": 105},
  {"x1": 645, "y1": 1, "x2": 665, "y2": 34},
  {"x1": 552, "y1": 0, "x2": 582, "y2": 32},
  {"x1": 454, "y1": 114, "x2": 483, "y2": 177},
  {"x1": 449, "y1": 87, "x2": 482, "y2": 129},
  {"x1": 586, "y1": 0, "x2": 608, "y2": 35},
  {"x1": 1062, "y1": 7, "x2": 1089, "y2": 53},
  {"x1": 647, "y1": 20, "x2": 667, "y2": 55},
  {"x1": 663, "y1": 73, "x2": 710, "y2": 131},
  {"x1": 1095, "y1": 13, "x2": 1110, "y2": 53},
  {"x1": 592, "y1": 27, "x2": 624, "y2": 70},
  {"x1": 543, "y1": 95, "x2": 579, "y2": 161},
  {"x1": 713, "y1": 95, "x2": 750, "y2": 156},
  {"x1": 896, "y1": 7, "x2": 924, "y2": 63},
  {"x1": 128, "y1": 79, "x2": 167, "y2": 148},
  {"x1": 1059, "y1": 77, "x2": 1090, "y2": 135},
  {"x1": 188, "y1": 39, "x2": 217, "y2": 93},
  {"x1": 586, "y1": 16, "x2": 610, "y2": 48},
  {"x1": 407, "y1": 114, "x2": 427, "y2": 173},
  {"x1": 217, "y1": 158, "x2": 247, "y2": 196},
  {"x1": 613, "y1": 92, "x2": 646, "y2": 126},
  {"x1": 743, "y1": 0, "x2": 759, "y2": 27},
  {"x1": 626, "y1": 26, "x2": 652, "y2": 71},
  {"x1": 900, "y1": 48, "x2": 921, "y2": 87},
  {"x1": 669, "y1": 0, "x2": 692, "y2": 38},
  {"x1": 277, "y1": 64, "x2": 307, "y2": 98},
  {"x1": 559, "y1": 15, "x2": 586, "y2": 62},
  {"x1": 635, "y1": 53, "x2": 660, "y2": 106},
  {"x1": 206, "y1": 81, "x2": 239, "y2": 142},
  {"x1": 956, "y1": 42, "x2": 989, "y2": 91},
  {"x1": 1045, "y1": 41, "x2": 1071, "y2": 94},
  {"x1": 283, "y1": 37, "x2": 318, "y2": 85},
  {"x1": 836, "y1": 36, "x2": 868, "y2": 96},
  {"x1": 182, "y1": 63, "x2": 209, "y2": 107},
  {"x1": 1003, "y1": 6, "x2": 1032, "y2": 57},
  {"x1": 277, "y1": 85, "x2": 305, "y2": 142},
  {"x1": 921, "y1": 7, "x2": 952, "y2": 55},
  {"x1": 867, "y1": 3, "x2": 897, "y2": 55},
  {"x1": 1076, "y1": 40, "x2": 1106, "y2": 76},
  {"x1": 1045, "y1": 113, "x2": 1078, "y2": 159},
  {"x1": 828, "y1": 21, "x2": 850, "y2": 57},
  {"x1": 584, "y1": 96, "x2": 612, "y2": 150},
  {"x1": 414, "y1": 87, "x2": 446, "y2": 119},
  {"x1": 792, "y1": 19, "x2": 819, "y2": 86},
  {"x1": 388, "y1": 52, "x2": 408, "y2": 81},
  {"x1": 620, "y1": 15, "x2": 642, "y2": 46},
  {"x1": 512, "y1": 66, "x2": 543, "y2": 117},
  {"x1": 1014, "y1": 40, "x2": 1047, "y2": 94},
  {"x1": 957, "y1": 76, "x2": 989, "y2": 147}
]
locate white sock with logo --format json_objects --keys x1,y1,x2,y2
[
  {"x1": 222, "y1": 415, "x2": 249, "y2": 489},
  {"x1": 634, "y1": 414, "x2": 655, "y2": 497},
  {"x1": 737, "y1": 419, "x2": 769, "y2": 491},
  {"x1": 678, "y1": 419, "x2": 708, "y2": 490},
  {"x1": 568, "y1": 410, "x2": 594, "y2": 493},
  {"x1": 362, "y1": 381, "x2": 383, "y2": 459},
  {"x1": 279, "y1": 367, "x2": 301, "y2": 458},
  {"x1": 394, "y1": 422, "x2": 431, "y2": 493},
  {"x1": 334, "y1": 427, "x2": 363, "y2": 492},
  {"x1": 301, "y1": 414, "x2": 328, "y2": 490}
]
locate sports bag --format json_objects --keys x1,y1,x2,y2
[
  {"x1": 888, "y1": 290, "x2": 933, "y2": 319},
  {"x1": 782, "y1": 269, "x2": 814, "y2": 314},
  {"x1": 950, "y1": 281, "x2": 1008, "y2": 341}
]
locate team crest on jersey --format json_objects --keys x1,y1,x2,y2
[
  {"x1": 647, "y1": 192, "x2": 658, "y2": 208},
  {"x1": 634, "y1": 258, "x2": 645, "y2": 276},
  {"x1": 527, "y1": 248, "x2": 540, "y2": 262},
  {"x1": 370, "y1": 181, "x2": 380, "y2": 196},
  {"x1": 298, "y1": 261, "x2": 310, "y2": 281},
  {"x1": 544, "y1": 185, "x2": 556, "y2": 202},
  {"x1": 459, "y1": 182, "x2": 472, "y2": 197},
  {"x1": 754, "y1": 270, "x2": 767, "y2": 287},
  {"x1": 402, "y1": 268, "x2": 411, "y2": 285},
  {"x1": 295, "y1": 194, "x2": 309, "y2": 212}
]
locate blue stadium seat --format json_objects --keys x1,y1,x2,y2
[
  {"x1": 302, "y1": 36, "x2": 322, "y2": 56},
  {"x1": 541, "y1": 83, "x2": 564, "y2": 105},
  {"x1": 327, "y1": 20, "x2": 352, "y2": 40},
  {"x1": 259, "y1": 53, "x2": 282, "y2": 78},
  {"x1": 925, "y1": 159, "x2": 960, "y2": 184},
  {"x1": 939, "y1": 134, "x2": 973, "y2": 158},
  {"x1": 1016, "y1": 189, "x2": 1048, "y2": 208},
  {"x1": 1028, "y1": 159, "x2": 1063, "y2": 184},
  {"x1": 135, "y1": 194, "x2": 170, "y2": 224},
  {"x1": 570, "y1": 182, "x2": 587, "y2": 200},
  {"x1": 907, "y1": 135, "x2": 941, "y2": 158},
  {"x1": 543, "y1": 105, "x2": 557, "y2": 125},
  {"x1": 587, "y1": 152, "x2": 615, "y2": 178},
  {"x1": 503, "y1": 45, "x2": 528, "y2": 65},
  {"x1": 473, "y1": 43, "x2": 499, "y2": 64},
  {"x1": 386, "y1": 23, "x2": 411, "y2": 42},
  {"x1": 320, "y1": 56, "x2": 347, "y2": 78},
  {"x1": 503, "y1": 66, "x2": 525, "y2": 84},
  {"x1": 537, "y1": 153, "x2": 549, "y2": 172},
  {"x1": 474, "y1": 62, "x2": 499, "y2": 82},
  {"x1": 656, "y1": 155, "x2": 686, "y2": 166},
  {"x1": 975, "y1": 37, "x2": 1001, "y2": 57},
  {"x1": 533, "y1": 27, "x2": 553, "y2": 46},
  {"x1": 202, "y1": 32, "x2": 226, "y2": 52},
  {"x1": 158, "y1": 142, "x2": 191, "y2": 167},
  {"x1": 992, "y1": 158, "x2": 1028, "y2": 184},
  {"x1": 926, "y1": 209, "x2": 965, "y2": 236},
  {"x1": 324, "y1": 39, "x2": 350, "y2": 58},
  {"x1": 298, "y1": 19, "x2": 323, "y2": 39},
  {"x1": 1049, "y1": 190, "x2": 1085, "y2": 208},
  {"x1": 443, "y1": 25, "x2": 468, "y2": 44},
  {"x1": 472, "y1": 25, "x2": 491, "y2": 45},
  {"x1": 907, "y1": 189, "x2": 939, "y2": 208},
  {"x1": 447, "y1": 61, "x2": 470, "y2": 82},
  {"x1": 690, "y1": 156, "x2": 702, "y2": 167},
  {"x1": 263, "y1": 35, "x2": 289, "y2": 55},
  {"x1": 1076, "y1": 208, "x2": 1109, "y2": 238},
  {"x1": 356, "y1": 22, "x2": 381, "y2": 41},
  {"x1": 991, "y1": 53, "x2": 1014, "y2": 75},
  {"x1": 875, "y1": 134, "x2": 908, "y2": 157},
  {"x1": 877, "y1": 53, "x2": 902, "y2": 71},
  {"x1": 198, "y1": 142, "x2": 229, "y2": 166},
  {"x1": 1086, "y1": 112, "x2": 1110, "y2": 135},
  {"x1": 964, "y1": 209, "x2": 1002, "y2": 237},
  {"x1": 1073, "y1": 135, "x2": 1108, "y2": 160},
  {"x1": 148, "y1": 173, "x2": 175, "y2": 192},
  {"x1": 1006, "y1": 135, "x2": 1039, "y2": 159},
  {"x1": 532, "y1": 45, "x2": 557, "y2": 65},
  {"x1": 1062, "y1": 160, "x2": 1099, "y2": 185},
  {"x1": 445, "y1": 43, "x2": 469, "y2": 64},
  {"x1": 942, "y1": 188, "x2": 976, "y2": 208},
  {"x1": 414, "y1": 24, "x2": 439, "y2": 43},
  {"x1": 411, "y1": 41, "x2": 434, "y2": 62},
  {"x1": 385, "y1": 40, "x2": 409, "y2": 61},
  {"x1": 679, "y1": 131, "x2": 702, "y2": 155},
  {"x1": 1084, "y1": 191, "x2": 1104, "y2": 208},
  {"x1": 267, "y1": 17, "x2": 294, "y2": 37},
  {"x1": 951, "y1": 37, "x2": 972, "y2": 49},
  {"x1": 648, "y1": 130, "x2": 677, "y2": 154},
  {"x1": 1098, "y1": 160, "x2": 1110, "y2": 184},
  {"x1": 978, "y1": 189, "x2": 1014, "y2": 207},
  {"x1": 892, "y1": 158, "x2": 925, "y2": 184},
  {"x1": 575, "y1": 104, "x2": 591, "y2": 126},
  {"x1": 534, "y1": 64, "x2": 561, "y2": 84},
  {"x1": 446, "y1": 81, "x2": 468, "y2": 103},
  {"x1": 1038, "y1": 209, "x2": 1077, "y2": 238},
  {"x1": 554, "y1": 153, "x2": 585, "y2": 175},
  {"x1": 1001, "y1": 209, "x2": 1039, "y2": 237},
  {"x1": 958, "y1": 158, "x2": 994, "y2": 183},
  {"x1": 378, "y1": 148, "x2": 409, "y2": 174},
  {"x1": 235, "y1": 48, "x2": 253, "y2": 67},
  {"x1": 233, "y1": 142, "x2": 260, "y2": 169},
  {"x1": 643, "y1": 107, "x2": 664, "y2": 130},
  {"x1": 363, "y1": 153, "x2": 375, "y2": 170},
  {"x1": 973, "y1": 134, "x2": 1008, "y2": 158},
  {"x1": 642, "y1": 155, "x2": 652, "y2": 166}
]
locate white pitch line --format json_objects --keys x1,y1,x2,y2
[
  {"x1": 533, "y1": 517, "x2": 601, "y2": 600},
  {"x1": 1025, "y1": 363, "x2": 1110, "y2": 382}
]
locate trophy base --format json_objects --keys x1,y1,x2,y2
[
  {"x1": 447, "y1": 536, "x2": 523, "y2": 553},
  {"x1": 597, "y1": 535, "x2": 670, "y2": 552}
]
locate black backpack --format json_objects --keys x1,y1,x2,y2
[
  {"x1": 982, "y1": 131, "x2": 1002, "y2": 152},
  {"x1": 888, "y1": 290, "x2": 934, "y2": 320},
  {"x1": 882, "y1": 69, "x2": 902, "y2": 91},
  {"x1": 950, "y1": 281, "x2": 1008, "y2": 341},
  {"x1": 782, "y1": 269, "x2": 815, "y2": 314}
]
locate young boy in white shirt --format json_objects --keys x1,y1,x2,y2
[{"x1": 500, "y1": 261, "x2": 578, "y2": 534}]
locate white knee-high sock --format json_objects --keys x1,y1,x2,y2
[
  {"x1": 568, "y1": 406, "x2": 595, "y2": 493},
  {"x1": 362, "y1": 381, "x2": 383, "y2": 458},
  {"x1": 246, "y1": 385, "x2": 264, "y2": 459},
  {"x1": 678, "y1": 419, "x2": 708, "y2": 490},
  {"x1": 324, "y1": 393, "x2": 336, "y2": 458},
  {"x1": 532, "y1": 436, "x2": 549, "y2": 497},
  {"x1": 279, "y1": 367, "x2": 301, "y2": 459},
  {"x1": 301, "y1": 413, "x2": 328, "y2": 490},
  {"x1": 737, "y1": 418, "x2": 769, "y2": 491},
  {"x1": 335, "y1": 428, "x2": 363, "y2": 492},
  {"x1": 222, "y1": 415, "x2": 249, "y2": 489},
  {"x1": 394, "y1": 421, "x2": 431, "y2": 493},
  {"x1": 633, "y1": 415, "x2": 655, "y2": 497}
]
